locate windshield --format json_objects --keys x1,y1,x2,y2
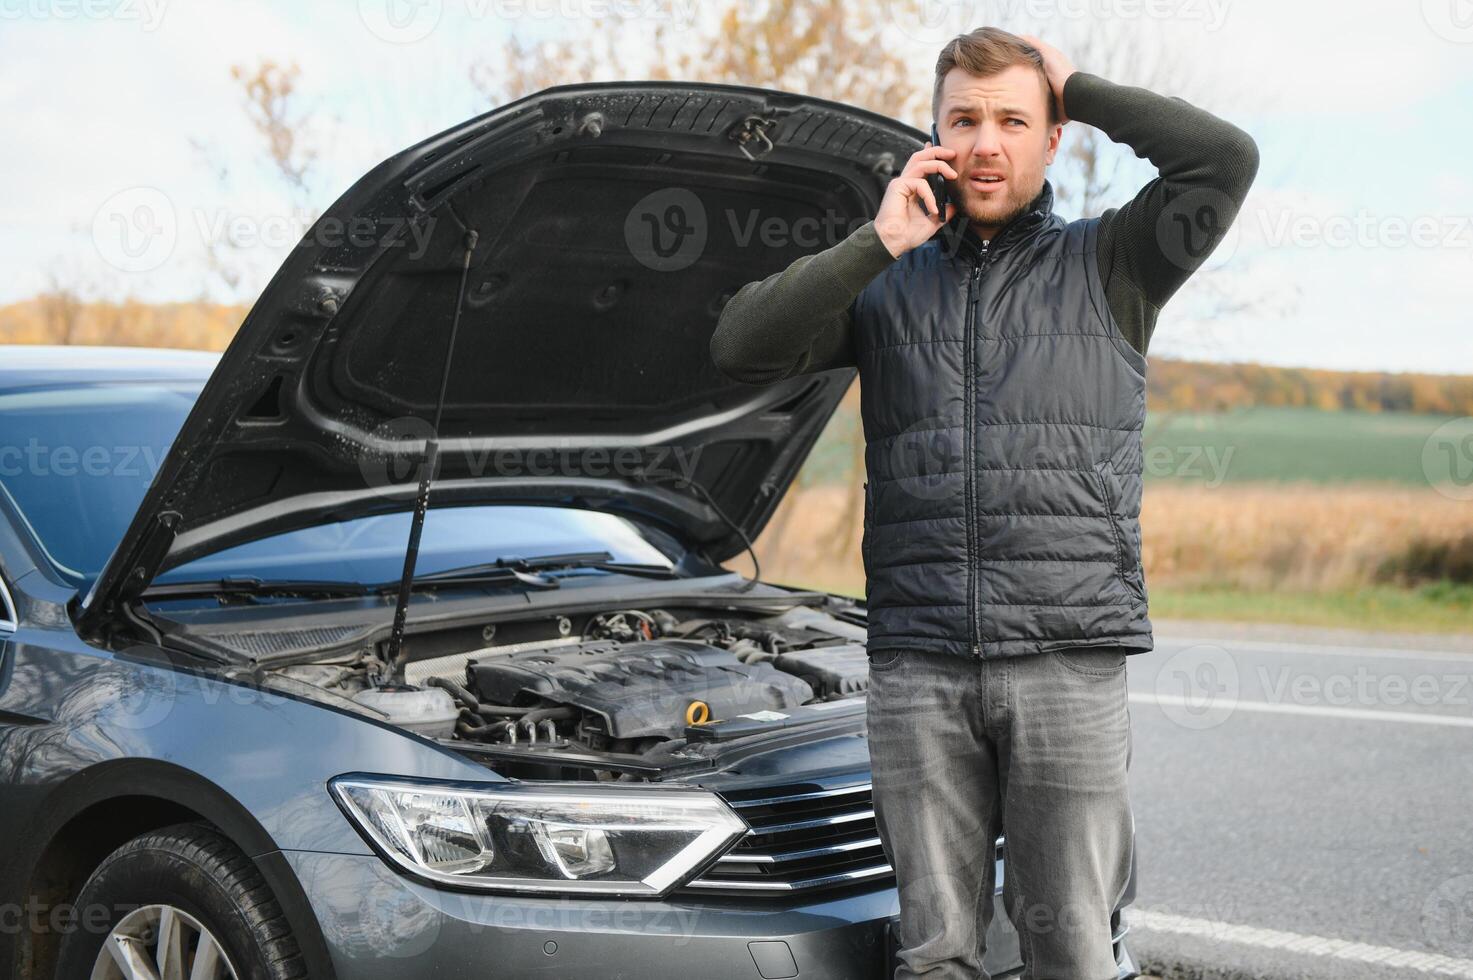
[
  {"x1": 157, "y1": 506, "x2": 672, "y2": 585},
  {"x1": 0, "y1": 381, "x2": 203, "y2": 580},
  {"x1": 0, "y1": 380, "x2": 673, "y2": 586}
]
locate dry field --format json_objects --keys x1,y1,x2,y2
[{"x1": 745, "y1": 482, "x2": 1473, "y2": 601}]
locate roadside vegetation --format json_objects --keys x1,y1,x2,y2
[{"x1": 749, "y1": 452, "x2": 1473, "y2": 635}]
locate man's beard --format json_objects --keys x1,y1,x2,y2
[{"x1": 953, "y1": 175, "x2": 1042, "y2": 233}]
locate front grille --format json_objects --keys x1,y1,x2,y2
[
  {"x1": 683, "y1": 779, "x2": 1008, "y2": 896},
  {"x1": 684, "y1": 780, "x2": 890, "y2": 894}
]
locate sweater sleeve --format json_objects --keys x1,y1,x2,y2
[
  {"x1": 1061, "y1": 72, "x2": 1260, "y2": 356},
  {"x1": 709, "y1": 220, "x2": 898, "y2": 384}
]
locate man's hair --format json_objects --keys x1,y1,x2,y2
[{"x1": 932, "y1": 27, "x2": 1057, "y2": 125}]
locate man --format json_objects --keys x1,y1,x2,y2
[{"x1": 709, "y1": 28, "x2": 1258, "y2": 980}]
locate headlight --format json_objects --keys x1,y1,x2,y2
[{"x1": 330, "y1": 776, "x2": 748, "y2": 896}]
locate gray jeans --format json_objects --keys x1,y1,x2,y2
[{"x1": 866, "y1": 647, "x2": 1134, "y2": 980}]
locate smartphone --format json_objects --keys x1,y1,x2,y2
[{"x1": 925, "y1": 122, "x2": 950, "y2": 221}]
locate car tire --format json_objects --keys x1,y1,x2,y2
[{"x1": 54, "y1": 822, "x2": 307, "y2": 980}]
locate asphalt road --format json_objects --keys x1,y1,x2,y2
[{"x1": 1123, "y1": 622, "x2": 1473, "y2": 980}]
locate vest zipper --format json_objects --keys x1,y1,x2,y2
[{"x1": 966, "y1": 241, "x2": 987, "y2": 657}]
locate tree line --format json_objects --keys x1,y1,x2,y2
[
  {"x1": 2, "y1": 294, "x2": 1468, "y2": 417},
  {"x1": 1146, "y1": 358, "x2": 1473, "y2": 416}
]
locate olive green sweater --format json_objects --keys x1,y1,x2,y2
[{"x1": 710, "y1": 72, "x2": 1260, "y2": 383}]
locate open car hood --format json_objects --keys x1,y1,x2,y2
[{"x1": 78, "y1": 81, "x2": 925, "y2": 637}]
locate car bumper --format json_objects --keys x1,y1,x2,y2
[{"x1": 282, "y1": 852, "x2": 1135, "y2": 979}]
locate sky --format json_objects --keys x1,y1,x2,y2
[{"x1": 0, "y1": 0, "x2": 1469, "y2": 374}]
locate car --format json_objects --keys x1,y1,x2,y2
[{"x1": 0, "y1": 81, "x2": 1138, "y2": 980}]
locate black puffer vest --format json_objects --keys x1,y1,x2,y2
[{"x1": 853, "y1": 181, "x2": 1153, "y2": 659}]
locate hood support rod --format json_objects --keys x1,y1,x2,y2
[{"x1": 380, "y1": 228, "x2": 479, "y2": 684}]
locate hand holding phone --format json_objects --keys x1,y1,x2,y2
[
  {"x1": 924, "y1": 123, "x2": 950, "y2": 221},
  {"x1": 872, "y1": 128, "x2": 958, "y2": 257}
]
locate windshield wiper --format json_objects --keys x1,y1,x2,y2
[
  {"x1": 401, "y1": 562, "x2": 560, "y2": 591},
  {"x1": 479, "y1": 550, "x2": 680, "y2": 580},
  {"x1": 142, "y1": 577, "x2": 374, "y2": 601},
  {"x1": 142, "y1": 565, "x2": 562, "y2": 604},
  {"x1": 406, "y1": 551, "x2": 677, "y2": 589},
  {"x1": 143, "y1": 552, "x2": 676, "y2": 603}
]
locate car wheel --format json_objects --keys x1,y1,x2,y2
[{"x1": 54, "y1": 823, "x2": 307, "y2": 980}]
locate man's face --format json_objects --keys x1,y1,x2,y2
[{"x1": 935, "y1": 64, "x2": 1062, "y2": 235}]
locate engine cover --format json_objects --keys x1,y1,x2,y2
[
  {"x1": 773, "y1": 643, "x2": 870, "y2": 699},
  {"x1": 466, "y1": 639, "x2": 815, "y2": 740}
]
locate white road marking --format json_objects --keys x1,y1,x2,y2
[
  {"x1": 1130, "y1": 910, "x2": 1473, "y2": 977},
  {"x1": 1157, "y1": 636, "x2": 1473, "y2": 664},
  {"x1": 1129, "y1": 691, "x2": 1473, "y2": 728}
]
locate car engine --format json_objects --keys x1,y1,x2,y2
[
  {"x1": 464, "y1": 639, "x2": 813, "y2": 743},
  {"x1": 270, "y1": 605, "x2": 871, "y2": 766}
]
